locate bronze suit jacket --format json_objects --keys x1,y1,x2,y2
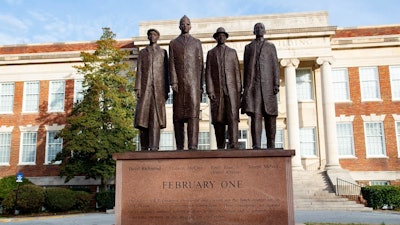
[
  {"x1": 134, "y1": 45, "x2": 169, "y2": 129},
  {"x1": 205, "y1": 45, "x2": 242, "y2": 124},
  {"x1": 241, "y1": 39, "x2": 280, "y2": 116},
  {"x1": 169, "y1": 34, "x2": 204, "y2": 121}
]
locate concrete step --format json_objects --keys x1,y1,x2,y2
[{"x1": 292, "y1": 170, "x2": 372, "y2": 212}]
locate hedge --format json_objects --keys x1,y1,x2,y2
[
  {"x1": 0, "y1": 175, "x2": 32, "y2": 202},
  {"x1": 73, "y1": 191, "x2": 92, "y2": 211},
  {"x1": 45, "y1": 188, "x2": 76, "y2": 212},
  {"x1": 361, "y1": 185, "x2": 400, "y2": 209},
  {"x1": 1, "y1": 184, "x2": 45, "y2": 214},
  {"x1": 96, "y1": 191, "x2": 115, "y2": 210}
]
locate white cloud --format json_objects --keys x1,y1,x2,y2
[{"x1": 0, "y1": 14, "x2": 29, "y2": 32}]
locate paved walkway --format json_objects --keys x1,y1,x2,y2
[{"x1": 0, "y1": 210, "x2": 399, "y2": 224}]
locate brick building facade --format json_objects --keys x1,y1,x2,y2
[{"x1": 0, "y1": 11, "x2": 399, "y2": 187}]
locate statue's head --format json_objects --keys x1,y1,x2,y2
[
  {"x1": 253, "y1": 22, "x2": 266, "y2": 37},
  {"x1": 179, "y1": 15, "x2": 191, "y2": 34},
  {"x1": 147, "y1": 28, "x2": 160, "y2": 44}
]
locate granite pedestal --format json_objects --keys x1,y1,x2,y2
[{"x1": 113, "y1": 149, "x2": 295, "y2": 225}]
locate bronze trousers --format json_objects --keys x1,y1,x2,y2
[{"x1": 174, "y1": 118, "x2": 199, "y2": 150}]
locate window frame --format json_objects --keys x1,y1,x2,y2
[
  {"x1": 336, "y1": 122, "x2": 355, "y2": 158},
  {"x1": 74, "y1": 79, "x2": 85, "y2": 104},
  {"x1": 198, "y1": 131, "x2": 210, "y2": 150},
  {"x1": 0, "y1": 82, "x2": 15, "y2": 114},
  {"x1": 389, "y1": 65, "x2": 400, "y2": 101},
  {"x1": 332, "y1": 68, "x2": 350, "y2": 102},
  {"x1": 159, "y1": 132, "x2": 174, "y2": 151},
  {"x1": 359, "y1": 67, "x2": 381, "y2": 102},
  {"x1": 296, "y1": 68, "x2": 314, "y2": 102},
  {"x1": 48, "y1": 80, "x2": 66, "y2": 112},
  {"x1": 45, "y1": 131, "x2": 63, "y2": 164},
  {"x1": 299, "y1": 127, "x2": 317, "y2": 157},
  {"x1": 261, "y1": 128, "x2": 284, "y2": 148},
  {"x1": 22, "y1": 81, "x2": 40, "y2": 113},
  {"x1": 0, "y1": 132, "x2": 12, "y2": 165},
  {"x1": 364, "y1": 121, "x2": 387, "y2": 158},
  {"x1": 396, "y1": 121, "x2": 400, "y2": 158},
  {"x1": 19, "y1": 131, "x2": 37, "y2": 165}
]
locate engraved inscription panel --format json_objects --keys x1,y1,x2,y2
[{"x1": 117, "y1": 156, "x2": 293, "y2": 225}]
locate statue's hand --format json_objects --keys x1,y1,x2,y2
[
  {"x1": 273, "y1": 86, "x2": 279, "y2": 95},
  {"x1": 171, "y1": 84, "x2": 178, "y2": 93},
  {"x1": 135, "y1": 91, "x2": 140, "y2": 99},
  {"x1": 209, "y1": 94, "x2": 216, "y2": 101}
]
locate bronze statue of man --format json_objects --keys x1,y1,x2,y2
[
  {"x1": 134, "y1": 28, "x2": 169, "y2": 151},
  {"x1": 241, "y1": 23, "x2": 280, "y2": 149},
  {"x1": 169, "y1": 15, "x2": 204, "y2": 150},
  {"x1": 206, "y1": 27, "x2": 242, "y2": 149}
]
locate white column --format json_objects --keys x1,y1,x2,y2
[
  {"x1": 280, "y1": 58, "x2": 303, "y2": 170},
  {"x1": 316, "y1": 57, "x2": 341, "y2": 169}
]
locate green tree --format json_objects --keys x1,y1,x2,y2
[{"x1": 55, "y1": 27, "x2": 137, "y2": 191}]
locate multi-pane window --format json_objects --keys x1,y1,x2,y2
[
  {"x1": 296, "y1": 69, "x2": 313, "y2": 101},
  {"x1": 390, "y1": 66, "x2": 400, "y2": 100},
  {"x1": 365, "y1": 122, "x2": 386, "y2": 157},
  {"x1": 359, "y1": 67, "x2": 381, "y2": 101},
  {"x1": 299, "y1": 127, "x2": 316, "y2": 157},
  {"x1": 45, "y1": 131, "x2": 63, "y2": 164},
  {"x1": 49, "y1": 80, "x2": 65, "y2": 112},
  {"x1": 261, "y1": 128, "x2": 284, "y2": 148},
  {"x1": 74, "y1": 79, "x2": 84, "y2": 103},
  {"x1": 0, "y1": 133, "x2": 11, "y2": 165},
  {"x1": 20, "y1": 132, "x2": 37, "y2": 164},
  {"x1": 159, "y1": 132, "x2": 174, "y2": 151},
  {"x1": 396, "y1": 121, "x2": 400, "y2": 156},
  {"x1": 23, "y1": 81, "x2": 40, "y2": 112},
  {"x1": 0, "y1": 82, "x2": 15, "y2": 113},
  {"x1": 332, "y1": 68, "x2": 350, "y2": 102},
  {"x1": 201, "y1": 84, "x2": 207, "y2": 103},
  {"x1": 198, "y1": 132, "x2": 210, "y2": 150},
  {"x1": 336, "y1": 122, "x2": 355, "y2": 157},
  {"x1": 238, "y1": 129, "x2": 248, "y2": 149},
  {"x1": 370, "y1": 180, "x2": 390, "y2": 186},
  {"x1": 166, "y1": 87, "x2": 173, "y2": 105}
]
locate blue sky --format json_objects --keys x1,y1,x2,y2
[{"x1": 1, "y1": 0, "x2": 399, "y2": 45}]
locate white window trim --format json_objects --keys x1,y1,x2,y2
[
  {"x1": 0, "y1": 126, "x2": 14, "y2": 166},
  {"x1": 0, "y1": 132, "x2": 12, "y2": 166},
  {"x1": 299, "y1": 127, "x2": 317, "y2": 158},
  {"x1": 336, "y1": 115, "x2": 356, "y2": 158},
  {"x1": 74, "y1": 79, "x2": 84, "y2": 104},
  {"x1": 159, "y1": 132, "x2": 174, "y2": 151},
  {"x1": 0, "y1": 82, "x2": 15, "y2": 114},
  {"x1": 198, "y1": 131, "x2": 210, "y2": 150},
  {"x1": 48, "y1": 80, "x2": 65, "y2": 112},
  {"x1": 296, "y1": 68, "x2": 315, "y2": 102},
  {"x1": 393, "y1": 114, "x2": 400, "y2": 158},
  {"x1": 362, "y1": 115, "x2": 387, "y2": 158},
  {"x1": 389, "y1": 65, "x2": 400, "y2": 101},
  {"x1": 332, "y1": 68, "x2": 351, "y2": 103},
  {"x1": 19, "y1": 130, "x2": 38, "y2": 165},
  {"x1": 22, "y1": 81, "x2": 40, "y2": 113},
  {"x1": 359, "y1": 67, "x2": 381, "y2": 102},
  {"x1": 45, "y1": 124, "x2": 65, "y2": 164},
  {"x1": 45, "y1": 130, "x2": 63, "y2": 165}
]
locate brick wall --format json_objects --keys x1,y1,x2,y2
[
  {"x1": 0, "y1": 79, "x2": 74, "y2": 178},
  {"x1": 336, "y1": 65, "x2": 400, "y2": 171}
]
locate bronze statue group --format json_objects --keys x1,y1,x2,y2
[{"x1": 134, "y1": 15, "x2": 280, "y2": 151}]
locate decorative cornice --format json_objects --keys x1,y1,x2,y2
[
  {"x1": 336, "y1": 115, "x2": 355, "y2": 122},
  {"x1": 361, "y1": 114, "x2": 386, "y2": 122}
]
